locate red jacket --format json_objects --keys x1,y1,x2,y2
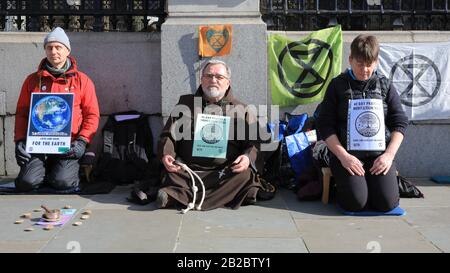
[{"x1": 14, "y1": 56, "x2": 100, "y2": 144}]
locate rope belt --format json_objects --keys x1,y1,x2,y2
[{"x1": 173, "y1": 161, "x2": 206, "y2": 214}]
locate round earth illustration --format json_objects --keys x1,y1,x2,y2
[{"x1": 31, "y1": 96, "x2": 71, "y2": 132}]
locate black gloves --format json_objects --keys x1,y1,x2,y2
[
  {"x1": 64, "y1": 137, "x2": 87, "y2": 159},
  {"x1": 15, "y1": 140, "x2": 31, "y2": 167}
]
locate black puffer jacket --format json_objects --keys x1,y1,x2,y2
[{"x1": 317, "y1": 69, "x2": 408, "y2": 159}]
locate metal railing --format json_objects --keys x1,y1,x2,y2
[
  {"x1": 0, "y1": 0, "x2": 166, "y2": 32},
  {"x1": 261, "y1": 0, "x2": 450, "y2": 31}
]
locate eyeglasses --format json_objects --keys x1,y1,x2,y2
[{"x1": 202, "y1": 73, "x2": 229, "y2": 81}]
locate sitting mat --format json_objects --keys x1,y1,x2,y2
[{"x1": 340, "y1": 206, "x2": 406, "y2": 216}]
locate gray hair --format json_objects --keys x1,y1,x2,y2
[{"x1": 201, "y1": 59, "x2": 231, "y2": 78}]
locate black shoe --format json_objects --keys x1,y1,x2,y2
[
  {"x1": 256, "y1": 177, "x2": 277, "y2": 201},
  {"x1": 127, "y1": 188, "x2": 150, "y2": 205}
]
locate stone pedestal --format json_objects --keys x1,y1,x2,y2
[{"x1": 161, "y1": 0, "x2": 267, "y2": 117}]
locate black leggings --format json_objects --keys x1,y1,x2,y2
[{"x1": 330, "y1": 156, "x2": 399, "y2": 212}]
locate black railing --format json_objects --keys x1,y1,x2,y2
[
  {"x1": 261, "y1": 0, "x2": 450, "y2": 31},
  {"x1": 0, "y1": 0, "x2": 166, "y2": 32}
]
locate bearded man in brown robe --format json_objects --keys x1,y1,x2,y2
[{"x1": 156, "y1": 60, "x2": 265, "y2": 210}]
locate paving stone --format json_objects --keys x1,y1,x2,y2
[
  {"x1": 176, "y1": 237, "x2": 307, "y2": 253},
  {"x1": 179, "y1": 206, "x2": 299, "y2": 238},
  {"x1": 294, "y1": 218, "x2": 440, "y2": 253},
  {"x1": 414, "y1": 227, "x2": 450, "y2": 252},
  {"x1": 83, "y1": 186, "x2": 153, "y2": 211},
  {"x1": 40, "y1": 209, "x2": 181, "y2": 253},
  {"x1": 404, "y1": 207, "x2": 450, "y2": 227},
  {"x1": 0, "y1": 241, "x2": 47, "y2": 253}
]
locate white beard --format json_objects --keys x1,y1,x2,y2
[{"x1": 203, "y1": 87, "x2": 221, "y2": 99}]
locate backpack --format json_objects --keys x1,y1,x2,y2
[{"x1": 94, "y1": 111, "x2": 159, "y2": 185}]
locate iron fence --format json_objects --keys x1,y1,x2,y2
[
  {"x1": 3, "y1": 1, "x2": 449, "y2": 32},
  {"x1": 0, "y1": 0, "x2": 166, "y2": 32},
  {"x1": 261, "y1": 0, "x2": 450, "y2": 31}
]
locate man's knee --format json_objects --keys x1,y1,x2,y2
[
  {"x1": 15, "y1": 174, "x2": 42, "y2": 192},
  {"x1": 49, "y1": 173, "x2": 79, "y2": 190},
  {"x1": 48, "y1": 159, "x2": 80, "y2": 190},
  {"x1": 48, "y1": 168, "x2": 79, "y2": 190},
  {"x1": 14, "y1": 157, "x2": 45, "y2": 192}
]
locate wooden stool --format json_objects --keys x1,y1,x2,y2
[{"x1": 321, "y1": 167, "x2": 332, "y2": 204}]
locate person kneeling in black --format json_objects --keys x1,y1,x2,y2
[{"x1": 317, "y1": 34, "x2": 408, "y2": 212}]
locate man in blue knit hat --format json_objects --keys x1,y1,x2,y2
[
  {"x1": 14, "y1": 27, "x2": 100, "y2": 192},
  {"x1": 44, "y1": 27, "x2": 71, "y2": 51}
]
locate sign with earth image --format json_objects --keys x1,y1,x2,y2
[{"x1": 26, "y1": 93, "x2": 74, "y2": 154}]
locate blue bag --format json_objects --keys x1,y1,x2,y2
[
  {"x1": 267, "y1": 121, "x2": 287, "y2": 141},
  {"x1": 285, "y1": 113, "x2": 308, "y2": 136},
  {"x1": 267, "y1": 112, "x2": 308, "y2": 141},
  {"x1": 285, "y1": 131, "x2": 313, "y2": 179}
]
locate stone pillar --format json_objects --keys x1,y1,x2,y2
[
  {"x1": 0, "y1": 91, "x2": 5, "y2": 175},
  {"x1": 161, "y1": 0, "x2": 267, "y2": 118}
]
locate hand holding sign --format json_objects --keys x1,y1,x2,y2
[
  {"x1": 15, "y1": 140, "x2": 31, "y2": 166},
  {"x1": 63, "y1": 137, "x2": 87, "y2": 159}
]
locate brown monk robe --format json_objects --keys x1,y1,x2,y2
[{"x1": 157, "y1": 86, "x2": 263, "y2": 210}]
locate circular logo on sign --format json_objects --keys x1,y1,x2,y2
[
  {"x1": 277, "y1": 39, "x2": 333, "y2": 98},
  {"x1": 389, "y1": 54, "x2": 441, "y2": 107},
  {"x1": 355, "y1": 111, "x2": 380, "y2": 137},
  {"x1": 206, "y1": 28, "x2": 230, "y2": 53},
  {"x1": 201, "y1": 123, "x2": 222, "y2": 144}
]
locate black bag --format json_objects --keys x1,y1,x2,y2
[
  {"x1": 94, "y1": 111, "x2": 160, "y2": 185},
  {"x1": 296, "y1": 161, "x2": 322, "y2": 201},
  {"x1": 398, "y1": 175, "x2": 424, "y2": 198}
]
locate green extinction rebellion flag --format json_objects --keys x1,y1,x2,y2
[{"x1": 269, "y1": 25, "x2": 343, "y2": 107}]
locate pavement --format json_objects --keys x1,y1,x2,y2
[{"x1": 0, "y1": 177, "x2": 449, "y2": 253}]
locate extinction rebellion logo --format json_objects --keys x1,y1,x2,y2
[
  {"x1": 206, "y1": 28, "x2": 230, "y2": 53},
  {"x1": 389, "y1": 54, "x2": 441, "y2": 107},
  {"x1": 277, "y1": 39, "x2": 333, "y2": 98}
]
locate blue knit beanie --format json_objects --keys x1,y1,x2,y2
[{"x1": 44, "y1": 27, "x2": 71, "y2": 51}]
